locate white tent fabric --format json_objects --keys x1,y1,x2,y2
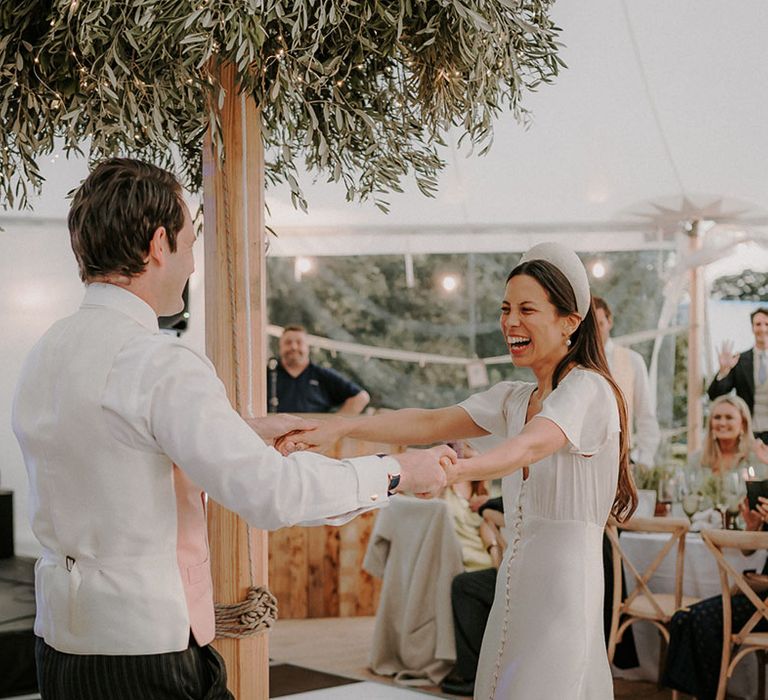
[{"x1": 262, "y1": 0, "x2": 768, "y2": 256}]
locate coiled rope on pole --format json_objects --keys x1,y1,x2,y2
[{"x1": 214, "y1": 585, "x2": 278, "y2": 639}]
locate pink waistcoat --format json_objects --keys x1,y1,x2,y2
[{"x1": 173, "y1": 465, "x2": 216, "y2": 646}]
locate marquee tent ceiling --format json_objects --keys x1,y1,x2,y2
[
  {"x1": 4, "y1": 0, "x2": 768, "y2": 258},
  {"x1": 265, "y1": 0, "x2": 768, "y2": 256}
]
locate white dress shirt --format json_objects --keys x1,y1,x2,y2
[
  {"x1": 605, "y1": 338, "x2": 661, "y2": 466},
  {"x1": 12, "y1": 283, "x2": 396, "y2": 654},
  {"x1": 753, "y1": 349, "x2": 768, "y2": 432}
]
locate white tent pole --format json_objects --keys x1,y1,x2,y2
[{"x1": 687, "y1": 220, "x2": 704, "y2": 456}]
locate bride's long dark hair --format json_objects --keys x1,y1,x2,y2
[{"x1": 507, "y1": 259, "x2": 637, "y2": 522}]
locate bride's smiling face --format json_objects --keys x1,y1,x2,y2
[{"x1": 500, "y1": 274, "x2": 574, "y2": 370}]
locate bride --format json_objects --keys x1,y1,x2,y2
[{"x1": 279, "y1": 242, "x2": 636, "y2": 699}]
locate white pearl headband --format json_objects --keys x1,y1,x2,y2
[{"x1": 518, "y1": 242, "x2": 591, "y2": 319}]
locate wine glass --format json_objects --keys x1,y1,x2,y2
[
  {"x1": 657, "y1": 476, "x2": 676, "y2": 517},
  {"x1": 682, "y1": 493, "x2": 700, "y2": 523},
  {"x1": 703, "y1": 474, "x2": 726, "y2": 528},
  {"x1": 724, "y1": 471, "x2": 746, "y2": 529}
]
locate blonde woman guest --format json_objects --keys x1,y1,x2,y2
[
  {"x1": 689, "y1": 395, "x2": 768, "y2": 478},
  {"x1": 277, "y1": 242, "x2": 637, "y2": 699}
]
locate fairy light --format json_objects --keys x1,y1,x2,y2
[
  {"x1": 591, "y1": 261, "x2": 606, "y2": 279},
  {"x1": 294, "y1": 256, "x2": 315, "y2": 282},
  {"x1": 441, "y1": 274, "x2": 459, "y2": 292}
]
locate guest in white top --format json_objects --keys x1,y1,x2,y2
[
  {"x1": 593, "y1": 296, "x2": 661, "y2": 466},
  {"x1": 12, "y1": 158, "x2": 453, "y2": 700},
  {"x1": 708, "y1": 306, "x2": 768, "y2": 442},
  {"x1": 280, "y1": 242, "x2": 638, "y2": 699}
]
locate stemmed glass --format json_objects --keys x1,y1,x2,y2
[
  {"x1": 682, "y1": 493, "x2": 700, "y2": 523},
  {"x1": 711, "y1": 475, "x2": 728, "y2": 529},
  {"x1": 657, "y1": 476, "x2": 676, "y2": 517},
  {"x1": 723, "y1": 471, "x2": 746, "y2": 529},
  {"x1": 679, "y1": 469, "x2": 702, "y2": 523}
]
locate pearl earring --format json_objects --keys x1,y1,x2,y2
[{"x1": 565, "y1": 338, "x2": 572, "y2": 347}]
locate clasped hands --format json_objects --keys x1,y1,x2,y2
[{"x1": 261, "y1": 415, "x2": 458, "y2": 498}]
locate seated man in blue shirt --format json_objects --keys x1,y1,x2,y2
[{"x1": 270, "y1": 325, "x2": 370, "y2": 414}]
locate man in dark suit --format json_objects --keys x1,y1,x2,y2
[{"x1": 708, "y1": 306, "x2": 768, "y2": 442}]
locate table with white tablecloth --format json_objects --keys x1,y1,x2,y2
[{"x1": 613, "y1": 530, "x2": 767, "y2": 699}]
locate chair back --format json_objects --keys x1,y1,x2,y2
[
  {"x1": 702, "y1": 529, "x2": 768, "y2": 646},
  {"x1": 605, "y1": 516, "x2": 691, "y2": 665},
  {"x1": 701, "y1": 529, "x2": 768, "y2": 700},
  {"x1": 607, "y1": 516, "x2": 690, "y2": 619}
]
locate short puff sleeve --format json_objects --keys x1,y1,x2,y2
[
  {"x1": 458, "y1": 381, "x2": 524, "y2": 439},
  {"x1": 537, "y1": 369, "x2": 620, "y2": 456}
]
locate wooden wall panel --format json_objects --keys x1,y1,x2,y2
[
  {"x1": 307, "y1": 525, "x2": 339, "y2": 617},
  {"x1": 338, "y1": 511, "x2": 381, "y2": 617},
  {"x1": 268, "y1": 431, "x2": 403, "y2": 619},
  {"x1": 268, "y1": 525, "x2": 308, "y2": 619}
]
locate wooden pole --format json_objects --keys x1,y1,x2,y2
[
  {"x1": 687, "y1": 220, "x2": 704, "y2": 456},
  {"x1": 202, "y1": 63, "x2": 269, "y2": 698}
]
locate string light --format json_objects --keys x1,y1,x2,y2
[
  {"x1": 294, "y1": 256, "x2": 315, "y2": 282},
  {"x1": 440, "y1": 274, "x2": 459, "y2": 292},
  {"x1": 591, "y1": 261, "x2": 606, "y2": 279}
]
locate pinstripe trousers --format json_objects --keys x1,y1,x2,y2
[{"x1": 35, "y1": 636, "x2": 235, "y2": 700}]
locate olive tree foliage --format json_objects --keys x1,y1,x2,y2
[{"x1": 0, "y1": 0, "x2": 562, "y2": 210}]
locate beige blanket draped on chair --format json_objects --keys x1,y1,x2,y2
[{"x1": 363, "y1": 496, "x2": 464, "y2": 685}]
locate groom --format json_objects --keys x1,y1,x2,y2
[{"x1": 12, "y1": 158, "x2": 454, "y2": 700}]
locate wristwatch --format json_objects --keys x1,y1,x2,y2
[
  {"x1": 378, "y1": 454, "x2": 401, "y2": 496},
  {"x1": 387, "y1": 473, "x2": 401, "y2": 496}
]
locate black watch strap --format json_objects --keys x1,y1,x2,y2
[{"x1": 378, "y1": 453, "x2": 401, "y2": 496}]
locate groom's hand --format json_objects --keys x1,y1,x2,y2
[
  {"x1": 275, "y1": 417, "x2": 349, "y2": 455},
  {"x1": 390, "y1": 445, "x2": 457, "y2": 498},
  {"x1": 248, "y1": 414, "x2": 320, "y2": 442}
]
